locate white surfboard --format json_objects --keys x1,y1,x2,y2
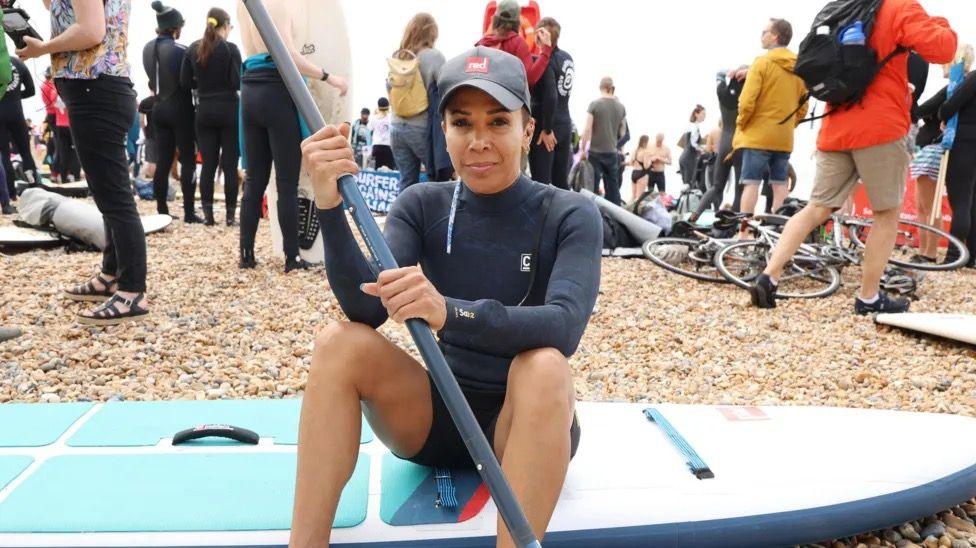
[
  {"x1": 876, "y1": 313, "x2": 976, "y2": 345},
  {"x1": 267, "y1": 0, "x2": 353, "y2": 264},
  {"x1": 2, "y1": 401, "x2": 976, "y2": 547},
  {"x1": 0, "y1": 215, "x2": 171, "y2": 249}
]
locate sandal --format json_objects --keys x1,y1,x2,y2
[
  {"x1": 64, "y1": 273, "x2": 117, "y2": 302},
  {"x1": 77, "y1": 293, "x2": 149, "y2": 326}
]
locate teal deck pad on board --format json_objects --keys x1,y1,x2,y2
[
  {"x1": 67, "y1": 399, "x2": 373, "y2": 446},
  {"x1": 0, "y1": 403, "x2": 93, "y2": 447},
  {"x1": 380, "y1": 453, "x2": 488, "y2": 526},
  {"x1": 0, "y1": 457, "x2": 33, "y2": 491},
  {"x1": 0, "y1": 452, "x2": 369, "y2": 532}
]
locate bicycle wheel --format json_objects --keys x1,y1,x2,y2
[
  {"x1": 642, "y1": 237, "x2": 727, "y2": 283},
  {"x1": 715, "y1": 240, "x2": 842, "y2": 299},
  {"x1": 847, "y1": 218, "x2": 969, "y2": 271}
]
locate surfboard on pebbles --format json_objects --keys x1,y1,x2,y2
[
  {"x1": 3, "y1": 401, "x2": 976, "y2": 547},
  {"x1": 876, "y1": 313, "x2": 976, "y2": 345},
  {"x1": 0, "y1": 215, "x2": 172, "y2": 249},
  {"x1": 267, "y1": 0, "x2": 353, "y2": 264}
]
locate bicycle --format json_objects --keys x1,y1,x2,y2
[
  {"x1": 715, "y1": 210, "x2": 969, "y2": 298},
  {"x1": 641, "y1": 218, "x2": 742, "y2": 283}
]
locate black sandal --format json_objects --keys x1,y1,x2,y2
[
  {"x1": 77, "y1": 293, "x2": 149, "y2": 326},
  {"x1": 64, "y1": 273, "x2": 117, "y2": 302}
]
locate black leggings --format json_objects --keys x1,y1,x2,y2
[
  {"x1": 946, "y1": 139, "x2": 976, "y2": 262},
  {"x1": 57, "y1": 76, "x2": 145, "y2": 292},
  {"x1": 151, "y1": 97, "x2": 196, "y2": 216},
  {"x1": 550, "y1": 124, "x2": 573, "y2": 190},
  {"x1": 240, "y1": 75, "x2": 301, "y2": 260},
  {"x1": 196, "y1": 99, "x2": 240, "y2": 216},
  {"x1": 54, "y1": 126, "x2": 81, "y2": 180},
  {"x1": 0, "y1": 116, "x2": 37, "y2": 195},
  {"x1": 528, "y1": 124, "x2": 554, "y2": 186}
]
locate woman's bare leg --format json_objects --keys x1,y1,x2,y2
[
  {"x1": 915, "y1": 176, "x2": 940, "y2": 258},
  {"x1": 490, "y1": 348, "x2": 575, "y2": 548},
  {"x1": 289, "y1": 321, "x2": 433, "y2": 547}
]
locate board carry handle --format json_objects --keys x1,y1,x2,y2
[
  {"x1": 643, "y1": 408, "x2": 715, "y2": 480},
  {"x1": 172, "y1": 424, "x2": 260, "y2": 445},
  {"x1": 240, "y1": 1, "x2": 541, "y2": 546}
]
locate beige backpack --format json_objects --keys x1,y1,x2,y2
[{"x1": 387, "y1": 50, "x2": 429, "y2": 118}]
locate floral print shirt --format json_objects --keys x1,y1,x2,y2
[{"x1": 50, "y1": 0, "x2": 130, "y2": 79}]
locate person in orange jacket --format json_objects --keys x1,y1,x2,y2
[{"x1": 752, "y1": 0, "x2": 957, "y2": 314}]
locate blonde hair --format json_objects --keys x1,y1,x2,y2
[
  {"x1": 958, "y1": 44, "x2": 975, "y2": 72},
  {"x1": 944, "y1": 44, "x2": 974, "y2": 78},
  {"x1": 399, "y1": 13, "x2": 438, "y2": 55}
]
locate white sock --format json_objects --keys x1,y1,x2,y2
[{"x1": 859, "y1": 293, "x2": 879, "y2": 304}]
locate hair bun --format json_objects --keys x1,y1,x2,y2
[{"x1": 151, "y1": 1, "x2": 164, "y2": 13}]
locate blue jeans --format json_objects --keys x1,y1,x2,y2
[
  {"x1": 589, "y1": 151, "x2": 622, "y2": 205},
  {"x1": 741, "y1": 148, "x2": 790, "y2": 185},
  {"x1": 391, "y1": 122, "x2": 429, "y2": 192}
]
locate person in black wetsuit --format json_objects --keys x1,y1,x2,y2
[
  {"x1": 143, "y1": 1, "x2": 199, "y2": 221},
  {"x1": 290, "y1": 47, "x2": 600, "y2": 546},
  {"x1": 540, "y1": 18, "x2": 575, "y2": 190},
  {"x1": 0, "y1": 56, "x2": 40, "y2": 196},
  {"x1": 691, "y1": 68, "x2": 746, "y2": 222},
  {"x1": 181, "y1": 7, "x2": 241, "y2": 226},
  {"x1": 527, "y1": 47, "x2": 557, "y2": 185}
]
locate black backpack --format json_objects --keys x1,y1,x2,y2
[{"x1": 784, "y1": 0, "x2": 905, "y2": 123}]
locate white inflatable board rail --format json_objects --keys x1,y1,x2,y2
[
  {"x1": 0, "y1": 215, "x2": 171, "y2": 249},
  {"x1": 581, "y1": 188, "x2": 662, "y2": 243},
  {"x1": 876, "y1": 313, "x2": 976, "y2": 345},
  {"x1": 3, "y1": 402, "x2": 976, "y2": 547}
]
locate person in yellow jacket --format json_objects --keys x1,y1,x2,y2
[{"x1": 733, "y1": 18, "x2": 808, "y2": 225}]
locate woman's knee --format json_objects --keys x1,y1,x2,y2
[{"x1": 507, "y1": 348, "x2": 574, "y2": 415}]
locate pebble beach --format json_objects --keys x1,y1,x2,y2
[{"x1": 2, "y1": 201, "x2": 976, "y2": 547}]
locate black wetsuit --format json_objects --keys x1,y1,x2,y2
[
  {"x1": 239, "y1": 65, "x2": 303, "y2": 261},
  {"x1": 181, "y1": 39, "x2": 242, "y2": 221},
  {"x1": 528, "y1": 60, "x2": 557, "y2": 185},
  {"x1": 0, "y1": 58, "x2": 37, "y2": 195},
  {"x1": 143, "y1": 35, "x2": 197, "y2": 217},
  {"x1": 319, "y1": 175, "x2": 600, "y2": 466},
  {"x1": 549, "y1": 48, "x2": 574, "y2": 190},
  {"x1": 922, "y1": 71, "x2": 976, "y2": 265},
  {"x1": 695, "y1": 75, "x2": 743, "y2": 217}
]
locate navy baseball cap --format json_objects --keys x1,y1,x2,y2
[{"x1": 437, "y1": 47, "x2": 531, "y2": 115}]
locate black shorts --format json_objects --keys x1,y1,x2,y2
[
  {"x1": 649, "y1": 170, "x2": 666, "y2": 192},
  {"x1": 404, "y1": 375, "x2": 581, "y2": 469}
]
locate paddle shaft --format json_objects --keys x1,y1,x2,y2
[{"x1": 240, "y1": 2, "x2": 541, "y2": 546}]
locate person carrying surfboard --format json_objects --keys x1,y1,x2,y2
[{"x1": 293, "y1": 46, "x2": 602, "y2": 547}]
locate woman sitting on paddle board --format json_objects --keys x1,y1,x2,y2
[{"x1": 294, "y1": 47, "x2": 602, "y2": 546}]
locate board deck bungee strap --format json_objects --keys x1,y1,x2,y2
[
  {"x1": 241, "y1": 1, "x2": 541, "y2": 546},
  {"x1": 644, "y1": 407, "x2": 714, "y2": 480},
  {"x1": 434, "y1": 468, "x2": 458, "y2": 509}
]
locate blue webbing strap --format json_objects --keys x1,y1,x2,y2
[
  {"x1": 643, "y1": 408, "x2": 715, "y2": 480},
  {"x1": 433, "y1": 467, "x2": 458, "y2": 509}
]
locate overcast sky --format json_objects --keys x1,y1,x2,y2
[{"x1": 12, "y1": 0, "x2": 975, "y2": 199}]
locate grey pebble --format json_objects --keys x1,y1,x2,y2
[{"x1": 920, "y1": 521, "x2": 945, "y2": 539}]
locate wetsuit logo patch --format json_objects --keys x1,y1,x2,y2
[
  {"x1": 465, "y1": 57, "x2": 490, "y2": 74},
  {"x1": 520, "y1": 254, "x2": 532, "y2": 272}
]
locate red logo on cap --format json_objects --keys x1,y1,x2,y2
[{"x1": 465, "y1": 57, "x2": 490, "y2": 74}]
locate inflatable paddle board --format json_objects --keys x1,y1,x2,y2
[
  {"x1": 267, "y1": 0, "x2": 353, "y2": 264},
  {"x1": 876, "y1": 313, "x2": 976, "y2": 345},
  {"x1": 3, "y1": 400, "x2": 976, "y2": 547}
]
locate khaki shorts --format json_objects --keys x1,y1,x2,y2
[{"x1": 809, "y1": 138, "x2": 910, "y2": 212}]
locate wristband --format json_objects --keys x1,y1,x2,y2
[{"x1": 320, "y1": 69, "x2": 329, "y2": 82}]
